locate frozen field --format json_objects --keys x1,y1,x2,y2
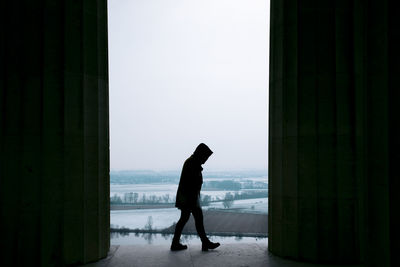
[
  {"x1": 110, "y1": 178, "x2": 267, "y2": 202},
  {"x1": 111, "y1": 198, "x2": 268, "y2": 230},
  {"x1": 110, "y1": 176, "x2": 268, "y2": 245},
  {"x1": 111, "y1": 183, "x2": 177, "y2": 198},
  {"x1": 111, "y1": 208, "x2": 180, "y2": 230},
  {"x1": 111, "y1": 177, "x2": 268, "y2": 231},
  {"x1": 207, "y1": 197, "x2": 268, "y2": 213}
]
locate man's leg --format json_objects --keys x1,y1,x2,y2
[
  {"x1": 192, "y1": 207, "x2": 220, "y2": 251},
  {"x1": 191, "y1": 207, "x2": 208, "y2": 242},
  {"x1": 172, "y1": 209, "x2": 191, "y2": 245}
]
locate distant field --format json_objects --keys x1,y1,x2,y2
[
  {"x1": 163, "y1": 210, "x2": 267, "y2": 236},
  {"x1": 110, "y1": 172, "x2": 268, "y2": 234},
  {"x1": 111, "y1": 197, "x2": 268, "y2": 213},
  {"x1": 111, "y1": 204, "x2": 174, "y2": 210}
]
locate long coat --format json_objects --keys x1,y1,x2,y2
[{"x1": 175, "y1": 155, "x2": 203, "y2": 210}]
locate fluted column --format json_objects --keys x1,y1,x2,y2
[
  {"x1": 0, "y1": 1, "x2": 109, "y2": 266},
  {"x1": 269, "y1": 0, "x2": 400, "y2": 265},
  {"x1": 269, "y1": 0, "x2": 358, "y2": 263},
  {"x1": 363, "y1": 1, "x2": 399, "y2": 266}
]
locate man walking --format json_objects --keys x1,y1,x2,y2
[{"x1": 171, "y1": 143, "x2": 220, "y2": 251}]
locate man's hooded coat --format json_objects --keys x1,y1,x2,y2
[{"x1": 175, "y1": 143, "x2": 213, "y2": 210}]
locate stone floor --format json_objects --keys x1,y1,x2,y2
[{"x1": 81, "y1": 243, "x2": 362, "y2": 267}]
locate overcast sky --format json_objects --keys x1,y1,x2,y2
[{"x1": 108, "y1": 0, "x2": 269, "y2": 171}]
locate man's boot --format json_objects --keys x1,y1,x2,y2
[
  {"x1": 201, "y1": 239, "x2": 220, "y2": 251},
  {"x1": 171, "y1": 235, "x2": 188, "y2": 251},
  {"x1": 171, "y1": 242, "x2": 188, "y2": 251}
]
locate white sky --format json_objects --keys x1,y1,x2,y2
[{"x1": 108, "y1": 0, "x2": 269, "y2": 171}]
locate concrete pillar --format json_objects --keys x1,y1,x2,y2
[
  {"x1": 269, "y1": 0, "x2": 399, "y2": 265},
  {"x1": 363, "y1": 1, "x2": 400, "y2": 266},
  {"x1": 0, "y1": 1, "x2": 109, "y2": 266}
]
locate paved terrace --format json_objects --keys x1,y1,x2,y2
[{"x1": 81, "y1": 243, "x2": 362, "y2": 267}]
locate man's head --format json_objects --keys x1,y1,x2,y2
[{"x1": 193, "y1": 143, "x2": 213, "y2": 164}]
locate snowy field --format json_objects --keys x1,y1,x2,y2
[
  {"x1": 110, "y1": 177, "x2": 267, "y2": 202},
  {"x1": 111, "y1": 177, "x2": 268, "y2": 231},
  {"x1": 111, "y1": 198, "x2": 268, "y2": 230}
]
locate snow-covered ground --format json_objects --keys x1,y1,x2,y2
[{"x1": 111, "y1": 198, "x2": 268, "y2": 230}]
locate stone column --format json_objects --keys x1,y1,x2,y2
[
  {"x1": 269, "y1": 0, "x2": 358, "y2": 263},
  {"x1": 363, "y1": 1, "x2": 400, "y2": 266},
  {"x1": 0, "y1": 0, "x2": 109, "y2": 266},
  {"x1": 268, "y1": 0, "x2": 400, "y2": 265}
]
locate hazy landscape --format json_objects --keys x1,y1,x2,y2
[{"x1": 110, "y1": 170, "x2": 268, "y2": 244}]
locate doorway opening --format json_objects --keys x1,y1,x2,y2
[{"x1": 107, "y1": 0, "x2": 270, "y2": 245}]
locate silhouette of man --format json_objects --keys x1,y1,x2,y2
[{"x1": 171, "y1": 143, "x2": 220, "y2": 251}]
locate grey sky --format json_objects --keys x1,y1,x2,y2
[{"x1": 108, "y1": 0, "x2": 269, "y2": 171}]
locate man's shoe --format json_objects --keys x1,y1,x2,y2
[
  {"x1": 201, "y1": 241, "x2": 220, "y2": 251},
  {"x1": 170, "y1": 242, "x2": 188, "y2": 251}
]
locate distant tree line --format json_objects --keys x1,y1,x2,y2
[
  {"x1": 110, "y1": 193, "x2": 175, "y2": 205},
  {"x1": 231, "y1": 190, "x2": 268, "y2": 200},
  {"x1": 110, "y1": 192, "x2": 213, "y2": 206},
  {"x1": 203, "y1": 180, "x2": 241, "y2": 190},
  {"x1": 110, "y1": 171, "x2": 179, "y2": 184},
  {"x1": 110, "y1": 189, "x2": 267, "y2": 205},
  {"x1": 222, "y1": 190, "x2": 268, "y2": 209},
  {"x1": 110, "y1": 170, "x2": 267, "y2": 185},
  {"x1": 202, "y1": 180, "x2": 267, "y2": 191}
]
